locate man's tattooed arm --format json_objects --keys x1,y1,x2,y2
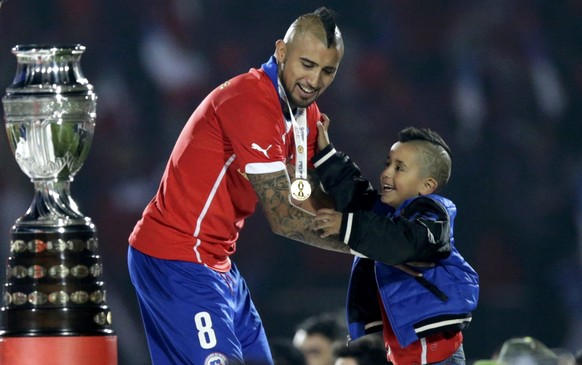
[{"x1": 247, "y1": 168, "x2": 351, "y2": 254}]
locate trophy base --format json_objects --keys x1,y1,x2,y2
[
  {"x1": 1, "y1": 222, "x2": 116, "y2": 338},
  {"x1": 0, "y1": 335, "x2": 118, "y2": 365},
  {"x1": 0, "y1": 307, "x2": 114, "y2": 336}
]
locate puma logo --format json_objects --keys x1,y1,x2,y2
[{"x1": 251, "y1": 143, "x2": 272, "y2": 158}]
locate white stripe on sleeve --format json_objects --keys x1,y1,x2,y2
[{"x1": 313, "y1": 147, "x2": 337, "y2": 168}]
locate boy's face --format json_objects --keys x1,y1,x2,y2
[{"x1": 379, "y1": 141, "x2": 430, "y2": 208}]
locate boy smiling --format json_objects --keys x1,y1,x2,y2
[{"x1": 312, "y1": 123, "x2": 479, "y2": 365}]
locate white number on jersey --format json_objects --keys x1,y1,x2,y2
[{"x1": 194, "y1": 311, "x2": 217, "y2": 349}]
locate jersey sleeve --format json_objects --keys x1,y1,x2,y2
[{"x1": 217, "y1": 78, "x2": 287, "y2": 174}]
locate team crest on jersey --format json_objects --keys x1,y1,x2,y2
[{"x1": 204, "y1": 352, "x2": 228, "y2": 365}]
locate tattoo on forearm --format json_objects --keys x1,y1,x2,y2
[{"x1": 248, "y1": 170, "x2": 350, "y2": 254}]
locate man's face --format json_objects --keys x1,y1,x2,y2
[
  {"x1": 296, "y1": 333, "x2": 335, "y2": 365},
  {"x1": 276, "y1": 32, "x2": 342, "y2": 109}
]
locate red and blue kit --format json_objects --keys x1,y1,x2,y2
[
  {"x1": 128, "y1": 56, "x2": 320, "y2": 365},
  {"x1": 130, "y1": 56, "x2": 319, "y2": 272}
]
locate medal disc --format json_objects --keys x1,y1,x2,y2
[{"x1": 290, "y1": 179, "x2": 311, "y2": 201}]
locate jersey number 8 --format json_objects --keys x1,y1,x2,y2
[{"x1": 194, "y1": 311, "x2": 217, "y2": 349}]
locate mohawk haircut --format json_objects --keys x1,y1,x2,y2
[
  {"x1": 314, "y1": 7, "x2": 339, "y2": 48},
  {"x1": 399, "y1": 127, "x2": 452, "y2": 158},
  {"x1": 398, "y1": 126, "x2": 452, "y2": 189}
]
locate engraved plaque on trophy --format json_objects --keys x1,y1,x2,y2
[{"x1": 0, "y1": 44, "x2": 117, "y2": 364}]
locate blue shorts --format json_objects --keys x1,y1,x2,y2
[{"x1": 128, "y1": 246, "x2": 274, "y2": 365}]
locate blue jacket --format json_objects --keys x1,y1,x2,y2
[
  {"x1": 312, "y1": 144, "x2": 479, "y2": 347},
  {"x1": 346, "y1": 196, "x2": 479, "y2": 347}
]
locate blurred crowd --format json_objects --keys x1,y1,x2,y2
[
  {"x1": 0, "y1": 1, "x2": 581, "y2": 364},
  {"x1": 279, "y1": 311, "x2": 582, "y2": 365}
]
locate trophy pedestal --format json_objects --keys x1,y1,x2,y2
[
  {"x1": 0, "y1": 335, "x2": 118, "y2": 365},
  {"x1": 0, "y1": 224, "x2": 118, "y2": 363}
]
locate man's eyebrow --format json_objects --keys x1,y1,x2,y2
[
  {"x1": 299, "y1": 57, "x2": 337, "y2": 72},
  {"x1": 299, "y1": 57, "x2": 317, "y2": 65},
  {"x1": 322, "y1": 65, "x2": 337, "y2": 73}
]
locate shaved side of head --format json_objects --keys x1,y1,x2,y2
[{"x1": 283, "y1": 7, "x2": 344, "y2": 53}]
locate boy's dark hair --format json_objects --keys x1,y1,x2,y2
[
  {"x1": 314, "y1": 7, "x2": 339, "y2": 47},
  {"x1": 398, "y1": 126, "x2": 452, "y2": 189},
  {"x1": 398, "y1": 127, "x2": 451, "y2": 157}
]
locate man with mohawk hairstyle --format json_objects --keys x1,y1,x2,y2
[{"x1": 128, "y1": 7, "x2": 374, "y2": 365}]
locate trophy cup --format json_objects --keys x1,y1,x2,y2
[{"x1": 0, "y1": 45, "x2": 117, "y2": 364}]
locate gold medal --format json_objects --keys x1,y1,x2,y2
[
  {"x1": 278, "y1": 79, "x2": 311, "y2": 202},
  {"x1": 290, "y1": 179, "x2": 311, "y2": 201}
]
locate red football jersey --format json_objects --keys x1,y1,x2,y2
[{"x1": 129, "y1": 67, "x2": 320, "y2": 272}]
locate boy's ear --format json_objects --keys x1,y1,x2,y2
[{"x1": 420, "y1": 177, "x2": 438, "y2": 195}]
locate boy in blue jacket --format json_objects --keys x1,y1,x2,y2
[{"x1": 311, "y1": 121, "x2": 479, "y2": 365}]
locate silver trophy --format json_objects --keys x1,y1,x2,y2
[{"x1": 0, "y1": 44, "x2": 114, "y2": 338}]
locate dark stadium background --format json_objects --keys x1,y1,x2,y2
[{"x1": 0, "y1": 1, "x2": 580, "y2": 363}]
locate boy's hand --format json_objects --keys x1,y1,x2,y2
[
  {"x1": 312, "y1": 208, "x2": 342, "y2": 238},
  {"x1": 316, "y1": 114, "x2": 332, "y2": 152}
]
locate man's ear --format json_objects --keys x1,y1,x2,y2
[
  {"x1": 421, "y1": 177, "x2": 438, "y2": 195},
  {"x1": 275, "y1": 40, "x2": 286, "y2": 64}
]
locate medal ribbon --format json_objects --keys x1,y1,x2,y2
[{"x1": 277, "y1": 80, "x2": 308, "y2": 183}]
